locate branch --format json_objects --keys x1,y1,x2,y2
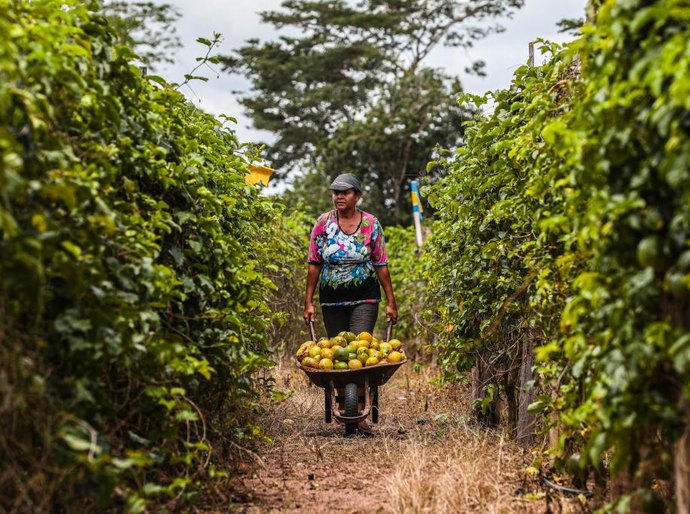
[
  {"x1": 476, "y1": 270, "x2": 538, "y2": 343},
  {"x1": 174, "y1": 33, "x2": 222, "y2": 92}
]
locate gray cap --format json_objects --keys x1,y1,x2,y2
[{"x1": 329, "y1": 173, "x2": 362, "y2": 192}]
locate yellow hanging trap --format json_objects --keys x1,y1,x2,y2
[{"x1": 245, "y1": 163, "x2": 275, "y2": 186}]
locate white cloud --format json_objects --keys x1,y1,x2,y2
[{"x1": 451, "y1": 0, "x2": 586, "y2": 94}]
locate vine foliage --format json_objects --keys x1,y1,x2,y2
[
  {"x1": 0, "y1": 1, "x2": 292, "y2": 511},
  {"x1": 425, "y1": 0, "x2": 690, "y2": 508}
]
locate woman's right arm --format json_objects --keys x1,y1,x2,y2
[
  {"x1": 304, "y1": 263, "x2": 322, "y2": 324},
  {"x1": 305, "y1": 214, "x2": 326, "y2": 324}
]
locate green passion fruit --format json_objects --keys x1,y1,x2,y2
[{"x1": 637, "y1": 235, "x2": 671, "y2": 272}]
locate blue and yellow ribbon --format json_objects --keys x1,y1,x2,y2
[{"x1": 410, "y1": 180, "x2": 423, "y2": 221}]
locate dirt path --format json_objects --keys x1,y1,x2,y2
[{"x1": 225, "y1": 360, "x2": 587, "y2": 513}]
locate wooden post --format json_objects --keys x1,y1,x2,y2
[
  {"x1": 516, "y1": 333, "x2": 537, "y2": 446},
  {"x1": 676, "y1": 404, "x2": 690, "y2": 514},
  {"x1": 528, "y1": 42, "x2": 535, "y2": 67},
  {"x1": 666, "y1": 296, "x2": 690, "y2": 512},
  {"x1": 410, "y1": 180, "x2": 424, "y2": 247}
]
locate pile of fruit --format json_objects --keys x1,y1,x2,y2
[{"x1": 295, "y1": 331, "x2": 406, "y2": 370}]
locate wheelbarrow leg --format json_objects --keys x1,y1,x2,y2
[
  {"x1": 325, "y1": 380, "x2": 333, "y2": 424},
  {"x1": 371, "y1": 386, "x2": 379, "y2": 423}
]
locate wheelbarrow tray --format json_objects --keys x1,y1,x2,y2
[{"x1": 296, "y1": 359, "x2": 407, "y2": 389}]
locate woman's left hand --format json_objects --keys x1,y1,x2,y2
[{"x1": 386, "y1": 303, "x2": 398, "y2": 325}]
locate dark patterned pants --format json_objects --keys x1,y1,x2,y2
[{"x1": 321, "y1": 302, "x2": 379, "y2": 338}]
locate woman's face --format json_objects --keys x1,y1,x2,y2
[{"x1": 331, "y1": 188, "x2": 361, "y2": 211}]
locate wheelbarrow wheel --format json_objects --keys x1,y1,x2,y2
[{"x1": 344, "y1": 382, "x2": 358, "y2": 435}]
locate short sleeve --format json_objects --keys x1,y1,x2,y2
[
  {"x1": 370, "y1": 219, "x2": 388, "y2": 266},
  {"x1": 307, "y1": 215, "x2": 326, "y2": 264}
]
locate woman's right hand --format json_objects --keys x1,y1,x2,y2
[
  {"x1": 304, "y1": 264, "x2": 322, "y2": 325},
  {"x1": 303, "y1": 303, "x2": 315, "y2": 325}
]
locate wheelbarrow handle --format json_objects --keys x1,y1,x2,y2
[
  {"x1": 309, "y1": 319, "x2": 317, "y2": 342},
  {"x1": 310, "y1": 319, "x2": 391, "y2": 342}
]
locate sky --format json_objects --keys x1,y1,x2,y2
[{"x1": 153, "y1": 0, "x2": 587, "y2": 144}]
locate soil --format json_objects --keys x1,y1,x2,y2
[{"x1": 220, "y1": 360, "x2": 590, "y2": 514}]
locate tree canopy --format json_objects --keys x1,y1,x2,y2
[{"x1": 224, "y1": 0, "x2": 524, "y2": 225}]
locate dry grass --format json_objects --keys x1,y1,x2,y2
[
  {"x1": 383, "y1": 433, "x2": 517, "y2": 513},
  {"x1": 219, "y1": 359, "x2": 591, "y2": 514}
]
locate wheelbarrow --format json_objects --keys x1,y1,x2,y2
[{"x1": 295, "y1": 321, "x2": 407, "y2": 435}]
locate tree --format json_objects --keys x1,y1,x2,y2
[
  {"x1": 223, "y1": 0, "x2": 524, "y2": 224},
  {"x1": 319, "y1": 69, "x2": 467, "y2": 224},
  {"x1": 556, "y1": 17, "x2": 584, "y2": 36},
  {"x1": 102, "y1": 1, "x2": 182, "y2": 70}
]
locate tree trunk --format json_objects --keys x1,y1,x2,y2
[
  {"x1": 666, "y1": 295, "x2": 690, "y2": 512},
  {"x1": 676, "y1": 404, "x2": 690, "y2": 514},
  {"x1": 394, "y1": 136, "x2": 414, "y2": 224},
  {"x1": 392, "y1": 170, "x2": 403, "y2": 224},
  {"x1": 516, "y1": 333, "x2": 537, "y2": 446}
]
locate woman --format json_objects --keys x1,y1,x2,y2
[{"x1": 304, "y1": 173, "x2": 398, "y2": 338}]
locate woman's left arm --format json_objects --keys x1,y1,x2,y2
[{"x1": 375, "y1": 265, "x2": 398, "y2": 324}]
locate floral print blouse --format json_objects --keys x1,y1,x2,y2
[{"x1": 308, "y1": 209, "x2": 388, "y2": 306}]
